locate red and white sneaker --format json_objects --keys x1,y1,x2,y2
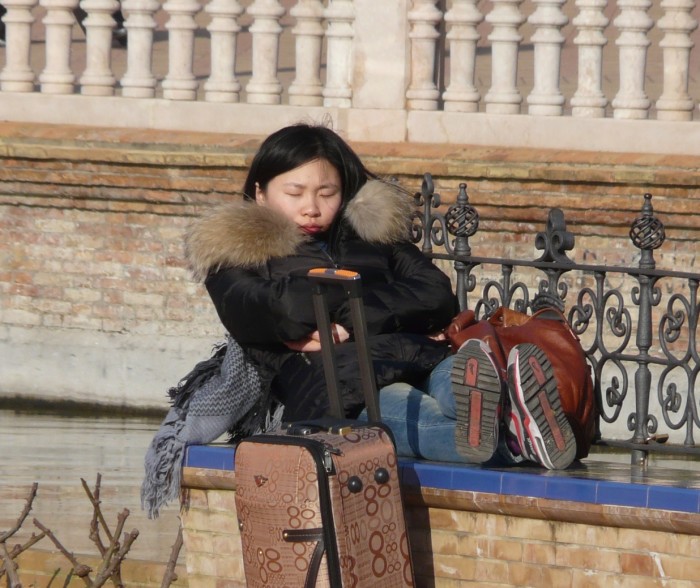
[
  {"x1": 506, "y1": 343, "x2": 577, "y2": 470},
  {"x1": 452, "y1": 339, "x2": 505, "y2": 463}
]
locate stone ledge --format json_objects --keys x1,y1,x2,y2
[
  {"x1": 407, "y1": 487, "x2": 700, "y2": 536},
  {"x1": 182, "y1": 444, "x2": 700, "y2": 536},
  {"x1": 181, "y1": 445, "x2": 700, "y2": 587},
  {"x1": 0, "y1": 122, "x2": 699, "y2": 188}
]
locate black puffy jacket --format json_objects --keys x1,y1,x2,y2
[{"x1": 186, "y1": 180, "x2": 458, "y2": 419}]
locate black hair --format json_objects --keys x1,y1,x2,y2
[{"x1": 242, "y1": 124, "x2": 374, "y2": 203}]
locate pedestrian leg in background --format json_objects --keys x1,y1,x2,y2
[
  {"x1": 0, "y1": 4, "x2": 7, "y2": 46},
  {"x1": 74, "y1": 3, "x2": 127, "y2": 47}
]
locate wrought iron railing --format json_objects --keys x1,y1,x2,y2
[{"x1": 412, "y1": 173, "x2": 700, "y2": 466}]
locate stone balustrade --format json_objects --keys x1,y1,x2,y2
[{"x1": 0, "y1": 1, "x2": 698, "y2": 151}]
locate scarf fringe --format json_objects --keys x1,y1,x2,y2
[
  {"x1": 141, "y1": 408, "x2": 187, "y2": 519},
  {"x1": 141, "y1": 337, "x2": 273, "y2": 519}
]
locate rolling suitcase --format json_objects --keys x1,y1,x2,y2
[{"x1": 235, "y1": 268, "x2": 415, "y2": 587}]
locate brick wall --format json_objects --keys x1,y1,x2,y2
[
  {"x1": 406, "y1": 506, "x2": 700, "y2": 586},
  {"x1": 1, "y1": 123, "x2": 699, "y2": 410},
  {"x1": 179, "y1": 482, "x2": 700, "y2": 587}
]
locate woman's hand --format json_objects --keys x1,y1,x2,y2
[
  {"x1": 284, "y1": 323, "x2": 350, "y2": 351},
  {"x1": 332, "y1": 323, "x2": 350, "y2": 343},
  {"x1": 284, "y1": 335, "x2": 322, "y2": 352}
]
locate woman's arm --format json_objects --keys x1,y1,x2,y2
[
  {"x1": 205, "y1": 267, "x2": 322, "y2": 345},
  {"x1": 206, "y1": 242, "x2": 457, "y2": 344},
  {"x1": 335, "y1": 242, "x2": 458, "y2": 336}
]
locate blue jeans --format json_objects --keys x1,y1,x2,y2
[
  {"x1": 358, "y1": 355, "x2": 470, "y2": 463},
  {"x1": 358, "y1": 355, "x2": 519, "y2": 464}
]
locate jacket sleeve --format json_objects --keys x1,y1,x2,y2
[
  {"x1": 205, "y1": 267, "x2": 326, "y2": 345},
  {"x1": 335, "y1": 242, "x2": 459, "y2": 336}
]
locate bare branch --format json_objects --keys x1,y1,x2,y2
[
  {"x1": 0, "y1": 542, "x2": 22, "y2": 588},
  {"x1": 0, "y1": 483, "x2": 38, "y2": 543},
  {"x1": 81, "y1": 476, "x2": 127, "y2": 587},
  {"x1": 91, "y1": 509, "x2": 127, "y2": 588},
  {"x1": 1, "y1": 476, "x2": 150, "y2": 588},
  {"x1": 62, "y1": 569, "x2": 74, "y2": 588},
  {"x1": 92, "y1": 528, "x2": 139, "y2": 588},
  {"x1": 8, "y1": 531, "x2": 47, "y2": 559},
  {"x1": 80, "y1": 476, "x2": 113, "y2": 546},
  {"x1": 114, "y1": 531, "x2": 139, "y2": 570},
  {"x1": 87, "y1": 485, "x2": 107, "y2": 556},
  {"x1": 45, "y1": 567, "x2": 61, "y2": 588},
  {"x1": 33, "y1": 519, "x2": 92, "y2": 586},
  {"x1": 160, "y1": 526, "x2": 183, "y2": 588}
]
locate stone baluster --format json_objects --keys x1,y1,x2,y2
[
  {"x1": 204, "y1": 0, "x2": 244, "y2": 102},
  {"x1": 120, "y1": 0, "x2": 159, "y2": 98},
  {"x1": 655, "y1": 0, "x2": 698, "y2": 121},
  {"x1": 39, "y1": 0, "x2": 80, "y2": 94},
  {"x1": 442, "y1": 0, "x2": 483, "y2": 112},
  {"x1": 570, "y1": 0, "x2": 609, "y2": 117},
  {"x1": 484, "y1": 0, "x2": 525, "y2": 114},
  {"x1": 245, "y1": 0, "x2": 285, "y2": 105},
  {"x1": 526, "y1": 0, "x2": 568, "y2": 116},
  {"x1": 79, "y1": 0, "x2": 120, "y2": 96},
  {"x1": 0, "y1": 0, "x2": 38, "y2": 92},
  {"x1": 162, "y1": 0, "x2": 202, "y2": 100},
  {"x1": 322, "y1": 0, "x2": 354, "y2": 107},
  {"x1": 288, "y1": 0, "x2": 324, "y2": 106},
  {"x1": 351, "y1": 0, "x2": 411, "y2": 110},
  {"x1": 611, "y1": 0, "x2": 653, "y2": 119},
  {"x1": 406, "y1": 0, "x2": 442, "y2": 111}
]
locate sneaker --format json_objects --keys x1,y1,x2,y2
[
  {"x1": 452, "y1": 339, "x2": 504, "y2": 463},
  {"x1": 506, "y1": 343, "x2": 576, "y2": 470}
]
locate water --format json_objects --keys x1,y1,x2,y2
[{"x1": 0, "y1": 408, "x2": 182, "y2": 563}]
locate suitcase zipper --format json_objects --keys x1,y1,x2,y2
[
  {"x1": 245, "y1": 435, "x2": 341, "y2": 474},
  {"x1": 322, "y1": 444, "x2": 342, "y2": 473}
]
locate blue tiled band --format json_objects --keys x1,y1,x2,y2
[{"x1": 183, "y1": 444, "x2": 700, "y2": 515}]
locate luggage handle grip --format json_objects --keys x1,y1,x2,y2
[
  {"x1": 307, "y1": 268, "x2": 381, "y2": 422},
  {"x1": 308, "y1": 268, "x2": 362, "y2": 297}
]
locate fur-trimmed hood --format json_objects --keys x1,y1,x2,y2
[{"x1": 185, "y1": 179, "x2": 413, "y2": 281}]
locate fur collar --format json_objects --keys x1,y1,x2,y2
[{"x1": 186, "y1": 179, "x2": 413, "y2": 281}]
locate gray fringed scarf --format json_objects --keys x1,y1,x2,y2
[{"x1": 141, "y1": 336, "x2": 281, "y2": 519}]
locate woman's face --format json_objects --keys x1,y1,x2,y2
[{"x1": 255, "y1": 158, "x2": 342, "y2": 236}]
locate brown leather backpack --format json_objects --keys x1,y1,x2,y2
[{"x1": 446, "y1": 306, "x2": 596, "y2": 459}]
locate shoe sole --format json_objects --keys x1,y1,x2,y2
[
  {"x1": 508, "y1": 343, "x2": 576, "y2": 470},
  {"x1": 452, "y1": 339, "x2": 502, "y2": 463}
]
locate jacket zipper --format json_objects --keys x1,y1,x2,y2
[{"x1": 318, "y1": 243, "x2": 338, "y2": 268}]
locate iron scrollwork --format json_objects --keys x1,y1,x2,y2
[
  {"x1": 411, "y1": 174, "x2": 699, "y2": 461},
  {"x1": 412, "y1": 174, "x2": 480, "y2": 256},
  {"x1": 656, "y1": 279, "x2": 700, "y2": 444},
  {"x1": 531, "y1": 208, "x2": 576, "y2": 312},
  {"x1": 535, "y1": 208, "x2": 575, "y2": 265}
]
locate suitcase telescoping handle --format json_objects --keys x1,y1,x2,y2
[{"x1": 307, "y1": 268, "x2": 381, "y2": 422}]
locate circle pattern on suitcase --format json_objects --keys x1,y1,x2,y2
[{"x1": 236, "y1": 426, "x2": 414, "y2": 586}]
